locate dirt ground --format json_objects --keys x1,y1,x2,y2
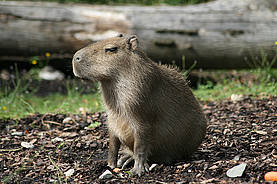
[{"x1": 0, "y1": 96, "x2": 276, "y2": 183}]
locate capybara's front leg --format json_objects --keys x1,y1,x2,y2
[{"x1": 107, "y1": 130, "x2": 121, "y2": 169}]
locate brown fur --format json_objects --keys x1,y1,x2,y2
[{"x1": 72, "y1": 35, "x2": 207, "y2": 176}]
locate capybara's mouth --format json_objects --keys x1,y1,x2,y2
[
  {"x1": 73, "y1": 72, "x2": 90, "y2": 81},
  {"x1": 72, "y1": 63, "x2": 85, "y2": 79},
  {"x1": 72, "y1": 63, "x2": 78, "y2": 75},
  {"x1": 72, "y1": 65, "x2": 92, "y2": 81}
]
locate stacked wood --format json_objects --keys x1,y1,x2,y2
[{"x1": 0, "y1": 0, "x2": 277, "y2": 69}]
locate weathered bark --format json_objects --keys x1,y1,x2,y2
[{"x1": 0, "y1": 0, "x2": 277, "y2": 69}]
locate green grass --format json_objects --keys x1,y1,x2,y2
[
  {"x1": 194, "y1": 79, "x2": 277, "y2": 101},
  {"x1": 193, "y1": 47, "x2": 277, "y2": 101},
  {"x1": 0, "y1": 89, "x2": 103, "y2": 120},
  {"x1": 0, "y1": 65, "x2": 104, "y2": 119},
  {"x1": 193, "y1": 67, "x2": 277, "y2": 101}
]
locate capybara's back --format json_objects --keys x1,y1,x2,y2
[{"x1": 148, "y1": 64, "x2": 207, "y2": 163}]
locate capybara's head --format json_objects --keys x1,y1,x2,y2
[{"x1": 72, "y1": 34, "x2": 139, "y2": 81}]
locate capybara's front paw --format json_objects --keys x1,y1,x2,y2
[
  {"x1": 130, "y1": 162, "x2": 149, "y2": 177},
  {"x1": 107, "y1": 159, "x2": 116, "y2": 169}
]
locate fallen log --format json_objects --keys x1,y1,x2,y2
[{"x1": 0, "y1": 0, "x2": 277, "y2": 69}]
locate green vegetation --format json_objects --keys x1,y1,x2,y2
[
  {"x1": 0, "y1": 64, "x2": 104, "y2": 119},
  {"x1": 193, "y1": 48, "x2": 277, "y2": 101},
  {"x1": 26, "y1": 0, "x2": 211, "y2": 5},
  {"x1": 0, "y1": 92, "x2": 103, "y2": 119},
  {"x1": 194, "y1": 74, "x2": 277, "y2": 101},
  {"x1": 0, "y1": 77, "x2": 104, "y2": 119}
]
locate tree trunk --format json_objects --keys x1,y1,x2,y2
[{"x1": 0, "y1": 0, "x2": 277, "y2": 69}]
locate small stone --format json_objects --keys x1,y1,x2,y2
[
  {"x1": 64, "y1": 168, "x2": 74, "y2": 177},
  {"x1": 226, "y1": 163, "x2": 247, "y2": 178},
  {"x1": 99, "y1": 170, "x2": 113, "y2": 179},
  {"x1": 63, "y1": 117, "x2": 72, "y2": 123},
  {"x1": 11, "y1": 132, "x2": 23, "y2": 136},
  {"x1": 21, "y1": 141, "x2": 34, "y2": 149}
]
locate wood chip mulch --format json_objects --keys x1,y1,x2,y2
[{"x1": 0, "y1": 96, "x2": 276, "y2": 183}]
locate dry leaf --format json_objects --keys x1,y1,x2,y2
[{"x1": 254, "y1": 130, "x2": 267, "y2": 135}]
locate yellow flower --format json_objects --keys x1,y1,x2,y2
[
  {"x1": 45, "y1": 52, "x2": 51, "y2": 57},
  {"x1": 32, "y1": 60, "x2": 37, "y2": 65},
  {"x1": 2, "y1": 106, "x2": 7, "y2": 111}
]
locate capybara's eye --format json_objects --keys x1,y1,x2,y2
[{"x1": 105, "y1": 47, "x2": 118, "y2": 53}]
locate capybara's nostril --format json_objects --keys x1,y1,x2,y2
[{"x1": 75, "y1": 56, "x2": 81, "y2": 62}]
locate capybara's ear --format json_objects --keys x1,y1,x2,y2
[{"x1": 126, "y1": 35, "x2": 138, "y2": 51}]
